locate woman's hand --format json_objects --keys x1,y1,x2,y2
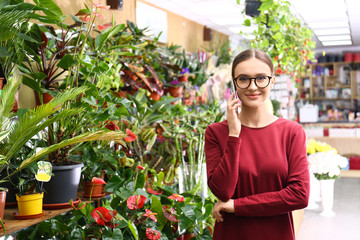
[
  {"x1": 212, "y1": 199, "x2": 235, "y2": 222},
  {"x1": 227, "y1": 92, "x2": 241, "y2": 137}
]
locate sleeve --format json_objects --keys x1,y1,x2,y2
[
  {"x1": 233, "y1": 124, "x2": 310, "y2": 216},
  {"x1": 205, "y1": 125, "x2": 242, "y2": 201}
]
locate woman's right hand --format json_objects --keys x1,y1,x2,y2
[{"x1": 226, "y1": 92, "x2": 241, "y2": 137}]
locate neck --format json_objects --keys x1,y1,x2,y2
[{"x1": 239, "y1": 104, "x2": 276, "y2": 128}]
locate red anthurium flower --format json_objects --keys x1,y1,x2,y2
[
  {"x1": 147, "y1": 188, "x2": 163, "y2": 195},
  {"x1": 127, "y1": 195, "x2": 146, "y2": 210},
  {"x1": 79, "y1": 15, "x2": 90, "y2": 22},
  {"x1": 146, "y1": 228, "x2": 161, "y2": 240},
  {"x1": 143, "y1": 209, "x2": 157, "y2": 222},
  {"x1": 105, "y1": 120, "x2": 120, "y2": 131},
  {"x1": 91, "y1": 0, "x2": 110, "y2": 9},
  {"x1": 93, "y1": 12, "x2": 105, "y2": 19},
  {"x1": 98, "y1": 22, "x2": 112, "y2": 30},
  {"x1": 124, "y1": 129, "x2": 137, "y2": 142},
  {"x1": 91, "y1": 207, "x2": 112, "y2": 226},
  {"x1": 70, "y1": 199, "x2": 86, "y2": 210},
  {"x1": 168, "y1": 193, "x2": 184, "y2": 202},
  {"x1": 162, "y1": 206, "x2": 180, "y2": 222},
  {"x1": 137, "y1": 165, "x2": 145, "y2": 170},
  {"x1": 92, "y1": 177, "x2": 106, "y2": 185}
]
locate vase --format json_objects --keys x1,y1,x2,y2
[
  {"x1": 307, "y1": 171, "x2": 321, "y2": 209},
  {"x1": 319, "y1": 179, "x2": 336, "y2": 217},
  {"x1": 178, "y1": 163, "x2": 208, "y2": 198}
]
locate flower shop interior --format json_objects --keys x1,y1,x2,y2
[{"x1": 0, "y1": 0, "x2": 360, "y2": 239}]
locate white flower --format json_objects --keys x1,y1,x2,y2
[{"x1": 308, "y1": 152, "x2": 348, "y2": 180}]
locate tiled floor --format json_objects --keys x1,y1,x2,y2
[{"x1": 297, "y1": 177, "x2": 360, "y2": 240}]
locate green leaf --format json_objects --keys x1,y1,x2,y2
[
  {"x1": 150, "y1": 196, "x2": 167, "y2": 230},
  {"x1": 57, "y1": 54, "x2": 75, "y2": 69},
  {"x1": 0, "y1": 46, "x2": 11, "y2": 57},
  {"x1": 243, "y1": 19, "x2": 251, "y2": 27},
  {"x1": 181, "y1": 205, "x2": 196, "y2": 220},
  {"x1": 198, "y1": 204, "x2": 213, "y2": 222},
  {"x1": 105, "y1": 175, "x2": 123, "y2": 192},
  {"x1": 128, "y1": 220, "x2": 138, "y2": 240},
  {"x1": 134, "y1": 171, "x2": 145, "y2": 190}
]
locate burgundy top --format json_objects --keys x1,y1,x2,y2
[{"x1": 205, "y1": 118, "x2": 309, "y2": 240}]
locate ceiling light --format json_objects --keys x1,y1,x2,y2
[
  {"x1": 317, "y1": 35, "x2": 351, "y2": 41},
  {"x1": 313, "y1": 28, "x2": 350, "y2": 36},
  {"x1": 321, "y1": 40, "x2": 352, "y2": 46},
  {"x1": 309, "y1": 21, "x2": 349, "y2": 29}
]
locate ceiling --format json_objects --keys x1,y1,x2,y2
[{"x1": 141, "y1": 0, "x2": 360, "y2": 54}]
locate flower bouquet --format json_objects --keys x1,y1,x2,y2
[{"x1": 307, "y1": 139, "x2": 348, "y2": 180}]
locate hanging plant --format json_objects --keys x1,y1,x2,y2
[{"x1": 239, "y1": 0, "x2": 316, "y2": 80}]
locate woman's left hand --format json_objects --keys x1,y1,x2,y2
[{"x1": 212, "y1": 199, "x2": 235, "y2": 222}]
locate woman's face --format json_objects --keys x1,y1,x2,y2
[{"x1": 233, "y1": 57, "x2": 275, "y2": 109}]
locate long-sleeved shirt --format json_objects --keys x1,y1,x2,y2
[{"x1": 205, "y1": 118, "x2": 309, "y2": 240}]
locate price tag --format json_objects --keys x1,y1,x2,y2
[{"x1": 35, "y1": 161, "x2": 52, "y2": 182}]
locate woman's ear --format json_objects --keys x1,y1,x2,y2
[{"x1": 270, "y1": 76, "x2": 276, "y2": 89}]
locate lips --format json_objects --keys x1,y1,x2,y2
[{"x1": 245, "y1": 93, "x2": 261, "y2": 99}]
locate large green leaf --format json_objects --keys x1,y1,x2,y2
[
  {"x1": 128, "y1": 220, "x2": 138, "y2": 240},
  {"x1": 57, "y1": 54, "x2": 75, "y2": 69},
  {"x1": 150, "y1": 196, "x2": 167, "y2": 230}
]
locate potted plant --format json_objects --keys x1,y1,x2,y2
[
  {"x1": 240, "y1": 0, "x2": 316, "y2": 79},
  {"x1": 69, "y1": 142, "x2": 120, "y2": 198},
  {"x1": 15, "y1": 163, "x2": 45, "y2": 218}
]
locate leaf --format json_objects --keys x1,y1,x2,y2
[
  {"x1": 57, "y1": 54, "x2": 75, "y2": 69},
  {"x1": 105, "y1": 175, "x2": 123, "y2": 192},
  {"x1": 128, "y1": 220, "x2": 138, "y2": 240},
  {"x1": 198, "y1": 203, "x2": 213, "y2": 222},
  {"x1": 134, "y1": 172, "x2": 145, "y2": 191},
  {"x1": 181, "y1": 205, "x2": 196, "y2": 220},
  {"x1": 150, "y1": 196, "x2": 167, "y2": 230},
  {"x1": 243, "y1": 19, "x2": 251, "y2": 27}
]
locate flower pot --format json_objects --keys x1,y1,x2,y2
[
  {"x1": 0, "y1": 190, "x2": 7, "y2": 223},
  {"x1": 307, "y1": 171, "x2": 321, "y2": 210},
  {"x1": 82, "y1": 182, "x2": 105, "y2": 198},
  {"x1": 169, "y1": 86, "x2": 183, "y2": 98},
  {"x1": 177, "y1": 233, "x2": 195, "y2": 240},
  {"x1": 16, "y1": 193, "x2": 43, "y2": 216},
  {"x1": 43, "y1": 163, "x2": 84, "y2": 205},
  {"x1": 178, "y1": 76, "x2": 188, "y2": 82},
  {"x1": 245, "y1": 0, "x2": 262, "y2": 17},
  {"x1": 319, "y1": 179, "x2": 336, "y2": 217},
  {"x1": 149, "y1": 91, "x2": 162, "y2": 101},
  {"x1": 34, "y1": 92, "x2": 54, "y2": 106}
]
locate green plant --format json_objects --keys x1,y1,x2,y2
[
  {"x1": 240, "y1": 0, "x2": 316, "y2": 79},
  {"x1": 0, "y1": 0, "x2": 65, "y2": 79}
]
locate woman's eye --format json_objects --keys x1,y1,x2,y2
[
  {"x1": 238, "y1": 77, "x2": 248, "y2": 81},
  {"x1": 256, "y1": 76, "x2": 267, "y2": 81}
]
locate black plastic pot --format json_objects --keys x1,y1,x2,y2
[
  {"x1": 0, "y1": 167, "x2": 18, "y2": 204},
  {"x1": 245, "y1": 0, "x2": 262, "y2": 17},
  {"x1": 43, "y1": 163, "x2": 84, "y2": 204}
]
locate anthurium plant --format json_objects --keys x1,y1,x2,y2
[{"x1": 239, "y1": 0, "x2": 316, "y2": 79}]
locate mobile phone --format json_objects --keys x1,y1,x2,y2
[{"x1": 230, "y1": 80, "x2": 238, "y2": 99}]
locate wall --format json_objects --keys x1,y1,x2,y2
[
  {"x1": 25, "y1": 0, "x2": 136, "y2": 25},
  {"x1": 138, "y1": 0, "x2": 229, "y2": 52}
]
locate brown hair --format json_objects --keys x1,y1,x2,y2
[{"x1": 231, "y1": 49, "x2": 274, "y2": 78}]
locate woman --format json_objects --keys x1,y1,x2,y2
[{"x1": 205, "y1": 49, "x2": 309, "y2": 240}]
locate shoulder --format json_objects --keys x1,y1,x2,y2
[
  {"x1": 276, "y1": 118, "x2": 303, "y2": 132},
  {"x1": 205, "y1": 120, "x2": 229, "y2": 138}
]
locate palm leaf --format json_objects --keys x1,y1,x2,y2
[
  {"x1": 0, "y1": 75, "x2": 20, "y2": 127},
  {"x1": 6, "y1": 130, "x2": 127, "y2": 178}
]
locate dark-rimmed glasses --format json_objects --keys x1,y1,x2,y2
[{"x1": 233, "y1": 75, "x2": 272, "y2": 89}]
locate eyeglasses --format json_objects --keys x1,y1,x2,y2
[{"x1": 233, "y1": 75, "x2": 272, "y2": 89}]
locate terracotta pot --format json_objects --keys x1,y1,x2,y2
[
  {"x1": 169, "y1": 86, "x2": 183, "y2": 98},
  {"x1": 83, "y1": 182, "x2": 105, "y2": 198},
  {"x1": 0, "y1": 78, "x2": 3, "y2": 90},
  {"x1": 149, "y1": 91, "x2": 162, "y2": 101},
  {"x1": 178, "y1": 76, "x2": 188, "y2": 82},
  {"x1": 0, "y1": 190, "x2": 7, "y2": 223},
  {"x1": 177, "y1": 233, "x2": 195, "y2": 240},
  {"x1": 34, "y1": 92, "x2": 54, "y2": 106}
]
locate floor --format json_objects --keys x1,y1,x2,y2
[{"x1": 296, "y1": 177, "x2": 360, "y2": 240}]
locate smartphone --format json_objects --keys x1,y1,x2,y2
[{"x1": 230, "y1": 80, "x2": 238, "y2": 99}]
